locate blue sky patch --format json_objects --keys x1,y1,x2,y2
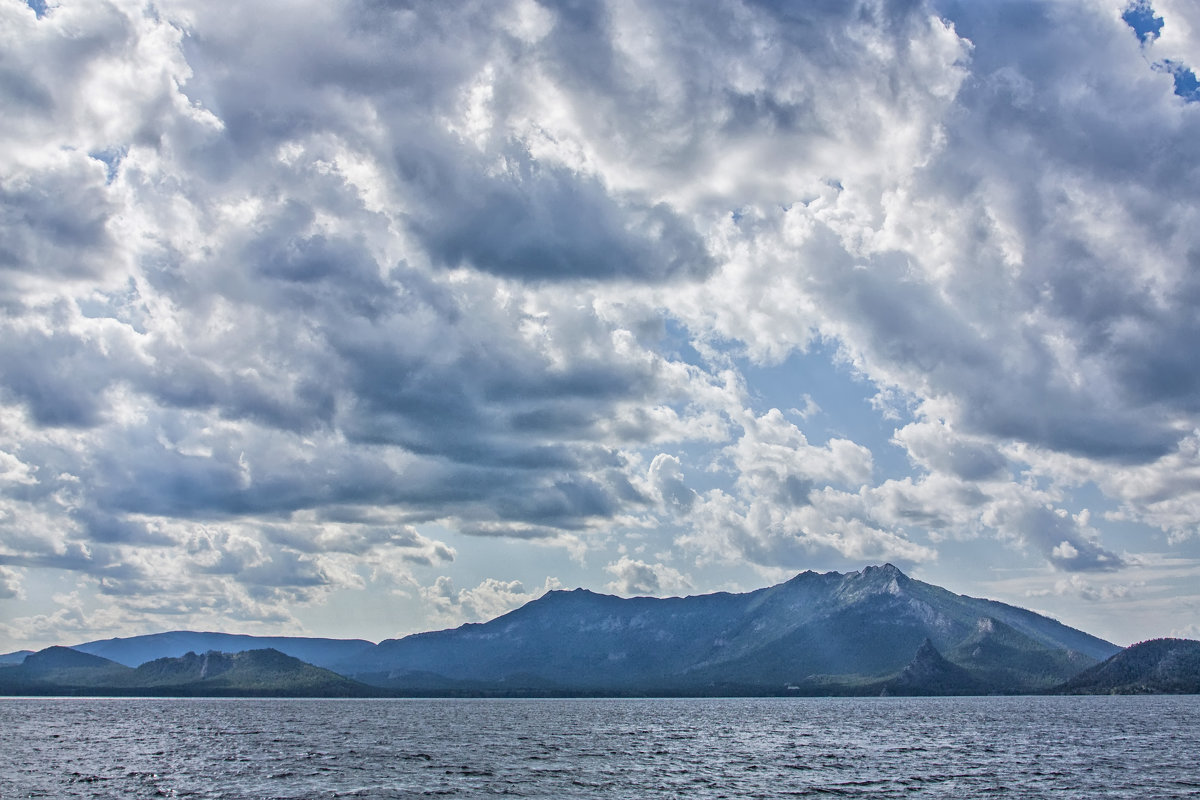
[
  {"x1": 1157, "y1": 60, "x2": 1200, "y2": 101},
  {"x1": 1122, "y1": 2, "x2": 1199, "y2": 102},
  {"x1": 1122, "y1": 0, "x2": 1164, "y2": 44},
  {"x1": 88, "y1": 148, "x2": 126, "y2": 184}
]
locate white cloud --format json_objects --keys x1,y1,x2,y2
[
  {"x1": 420, "y1": 575, "x2": 562, "y2": 627},
  {"x1": 3, "y1": 0, "x2": 1200, "y2": 648},
  {"x1": 604, "y1": 555, "x2": 691, "y2": 597},
  {"x1": 1027, "y1": 574, "x2": 1136, "y2": 603},
  {"x1": 1146, "y1": 0, "x2": 1200, "y2": 69},
  {"x1": 892, "y1": 419, "x2": 1008, "y2": 482},
  {"x1": 0, "y1": 566, "x2": 22, "y2": 600},
  {"x1": 646, "y1": 453, "x2": 698, "y2": 513}
]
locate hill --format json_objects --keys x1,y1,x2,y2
[
  {"x1": 1055, "y1": 638, "x2": 1200, "y2": 694},
  {"x1": 0, "y1": 647, "x2": 389, "y2": 697},
  {"x1": 0, "y1": 650, "x2": 33, "y2": 666},
  {"x1": 71, "y1": 631, "x2": 375, "y2": 669},
  {"x1": 0, "y1": 646, "x2": 132, "y2": 694},
  {"x1": 115, "y1": 648, "x2": 386, "y2": 696},
  {"x1": 332, "y1": 564, "x2": 1118, "y2": 695},
  {"x1": 875, "y1": 638, "x2": 987, "y2": 696}
]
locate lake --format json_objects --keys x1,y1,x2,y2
[{"x1": 1, "y1": 695, "x2": 1197, "y2": 798}]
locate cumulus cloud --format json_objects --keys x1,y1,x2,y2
[
  {"x1": 647, "y1": 453, "x2": 699, "y2": 513},
  {"x1": 0, "y1": 566, "x2": 22, "y2": 600},
  {"x1": 1026, "y1": 574, "x2": 1137, "y2": 603},
  {"x1": 420, "y1": 575, "x2": 562, "y2": 627},
  {"x1": 659, "y1": 406, "x2": 932, "y2": 569},
  {"x1": 4, "y1": 0, "x2": 1200, "y2": 645},
  {"x1": 984, "y1": 500, "x2": 1123, "y2": 573},
  {"x1": 892, "y1": 420, "x2": 1008, "y2": 482},
  {"x1": 1043, "y1": 432, "x2": 1200, "y2": 545},
  {"x1": 604, "y1": 555, "x2": 691, "y2": 596}
]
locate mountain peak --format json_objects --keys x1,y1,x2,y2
[
  {"x1": 830, "y1": 563, "x2": 908, "y2": 602},
  {"x1": 880, "y1": 638, "x2": 984, "y2": 696},
  {"x1": 24, "y1": 646, "x2": 119, "y2": 671},
  {"x1": 535, "y1": 587, "x2": 604, "y2": 602},
  {"x1": 913, "y1": 637, "x2": 940, "y2": 661}
]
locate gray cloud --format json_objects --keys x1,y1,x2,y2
[
  {"x1": 0, "y1": 566, "x2": 21, "y2": 600},
  {"x1": 991, "y1": 502, "x2": 1123, "y2": 573},
  {"x1": 604, "y1": 555, "x2": 691, "y2": 597},
  {"x1": 0, "y1": 315, "x2": 116, "y2": 427},
  {"x1": 0, "y1": 158, "x2": 118, "y2": 287},
  {"x1": 407, "y1": 145, "x2": 715, "y2": 282},
  {"x1": 5, "y1": 0, "x2": 1200, "y2": 647}
]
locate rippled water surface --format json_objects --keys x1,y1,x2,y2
[{"x1": 2, "y1": 695, "x2": 1198, "y2": 798}]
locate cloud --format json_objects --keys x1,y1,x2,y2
[
  {"x1": 892, "y1": 420, "x2": 1008, "y2": 482},
  {"x1": 646, "y1": 0, "x2": 1200, "y2": 468},
  {"x1": 4, "y1": 0, "x2": 1200, "y2": 647},
  {"x1": 0, "y1": 0, "x2": 967, "y2": 591},
  {"x1": 1026, "y1": 574, "x2": 1137, "y2": 603},
  {"x1": 0, "y1": 592, "x2": 132, "y2": 648},
  {"x1": 0, "y1": 152, "x2": 121, "y2": 291},
  {"x1": 984, "y1": 500, "x2": 1123, "y2": 573},
  {"x1": 420, "y1": 575, "x2": 562, "y2": 627},
  {"x1": 1017, "y1": 431, "x2": 1200, "y2": 545},
  {"x1": 408, "y1": 150, "x2": 715, "y2": 283},
  {"x1": 0, "y1": 566, "x2": 22, "y2": 600},
  {"x1": 0, "y1": 449, "x2": 37, "y2": 486},
  {"x1": 647, "y1": 453, "x2": 698, "y2": 513},
  {"x1": 604, "y1": 555, "x2": 691, "y2": 596}
]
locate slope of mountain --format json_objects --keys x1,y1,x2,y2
[
  {"x1": 334, "y1": 564, "x2": 1119, "y2": 695},
  {"x1": 116, "y1": 649, "x2": 385, "y2": 696},
  {"x1": 876, "y1": 639, "x2": 986, "y2": 696},
  {"x1": 1055, "y1": 638, "x2": 1200, "y2": 694},
  {"x1": 0, "y1": 650, "x2": 34, "y2": 666},
  {"x1": 71, "y1": 631, "x2": 375, "y2": 669},
  {"x1": 0, "y1": 647, "x2": 388, "y2": 697},
  {"x1": 948, "y1": 616, "x2": 1097, "y2": 691},
  {"x1": 0, "y1": 646, "x2": 132, "y2": 694}
]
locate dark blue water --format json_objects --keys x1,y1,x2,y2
[{"x1": 1, "y1": 696, "x2": 1197, "y2": 798}]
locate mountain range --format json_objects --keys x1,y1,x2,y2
[
  {"x1": 2, "y1": 565, "x2": 1194, "y2": 696},
  {"x1": 0, "y1": 645, "x2": 382, "y2": 697},
  {"x1": 331, "y1": 564, "x2": 1118, "y2": 695},
  {"x1": 70, "y1": 631, "x2": 374, "y2": 670}
]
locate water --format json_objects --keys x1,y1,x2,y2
[{"x1": 1, "y1": 695, "x2": 1197, "y2": 798}]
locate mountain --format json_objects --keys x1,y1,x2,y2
[
  {"x1": 1, "y1": 566, "x2": 1131, "y2": 696},
  {"x1": 333, "y1": 564, "x2": 1119, "y2": 695},
  {"x1": 71, "y1": 631, "x2": 375, "y2": 669},
  {"x1": 948, "y1": 615, "x2": 1096, "y2": 690},
  {"x1": 0, "y1": 650, "x2": 34, "y2": 666},
  {"x1": 0, "y1": 647, "x2": 388, "y2": 697},
  {"x1": 114, "y1": 649, "x2": 385, "y2": 696},
  {"x1": 1054, "y1": 638, "x2": 1200, "y2": 694},
  {"x1": 876, "y1": 639, "x2": 986, "y2": 696},
  {"x1": 0, "y1": 646, "x2": 132, "y2": 694}
]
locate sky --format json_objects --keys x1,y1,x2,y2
[{"x1": 2, "y1": 0, "x2": 1200, "y2": 653}]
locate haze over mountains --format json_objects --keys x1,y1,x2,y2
[{"x1": 3, "y1": 566, "x2": 1194, "y2": 696}]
